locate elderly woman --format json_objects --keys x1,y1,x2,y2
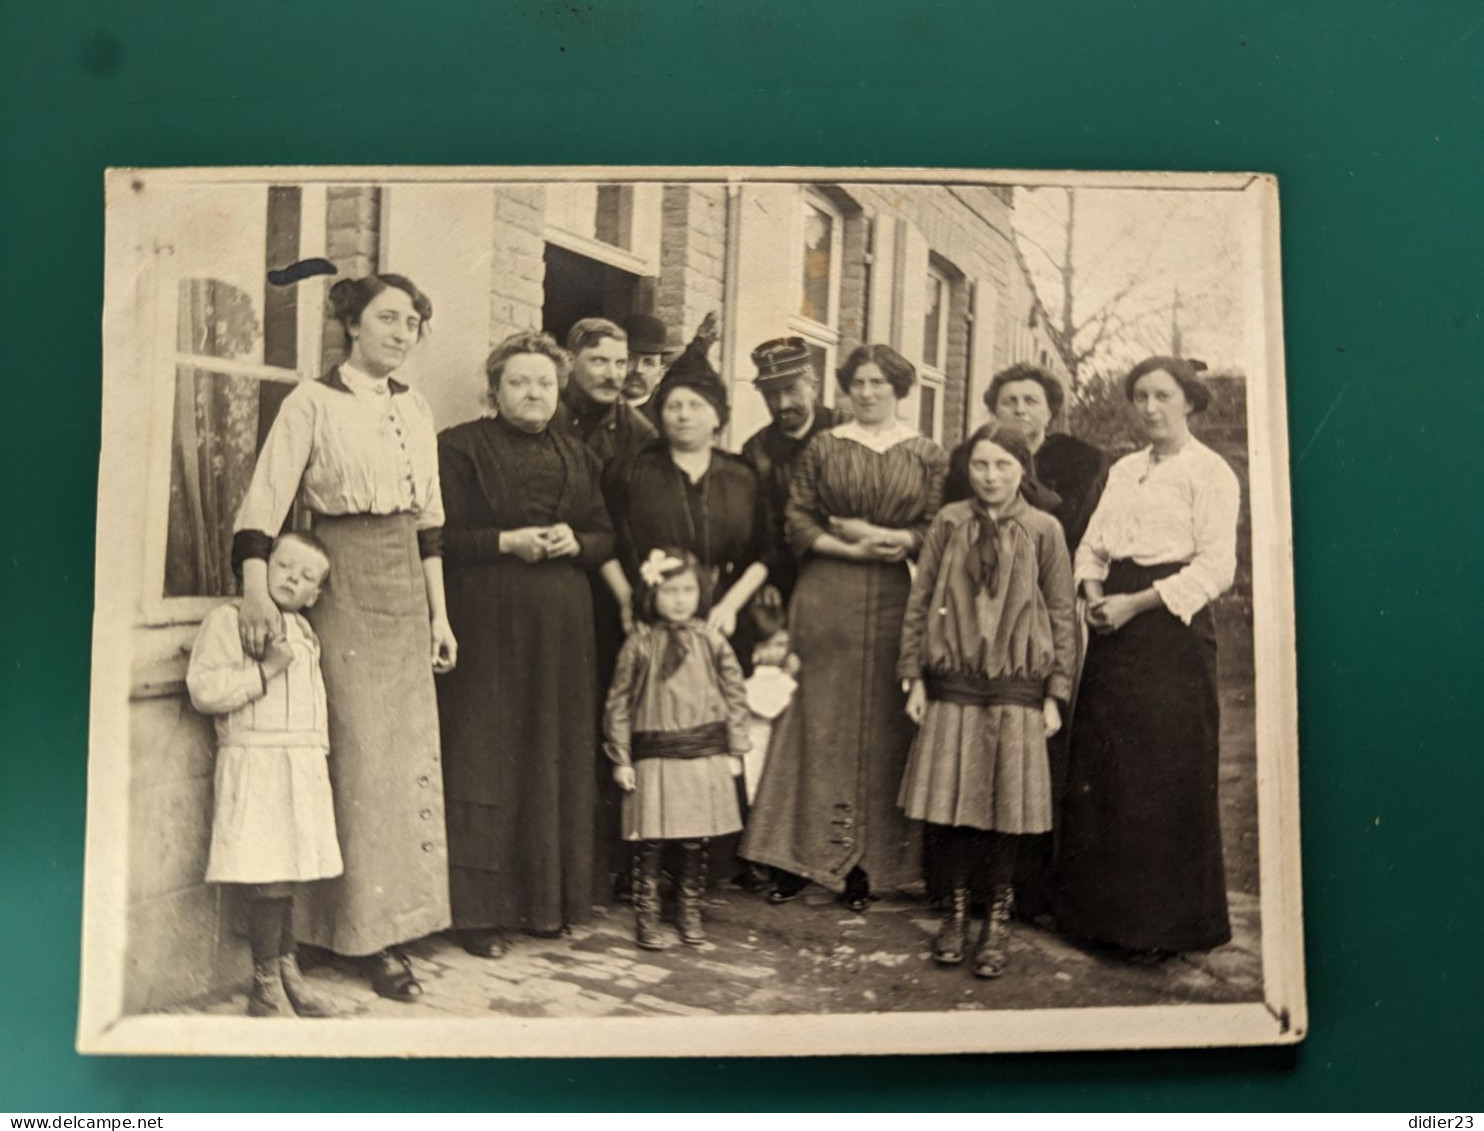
[
  {"x1": 1054, "y1": 356, "x2": 1241, "y2": 958},
  {"x1": 233, "y1": 273, "x2": 457, "y2": 1003},
  {"x1": 743, "y1": 344, "x2": 949, "y2": 912},
  {"x1": 435, "y1": 331, "x2": 615, "y2": 951}
]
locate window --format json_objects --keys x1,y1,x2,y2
[
  {"x1": 923, "y1": 269, "x2": 947, "y2": 371},
  {"x1": 789, "y1": 191, "x2": 844, "y2": 405},
  {"x1": 544, "y1": 183, "x2": 659, "y2": 277},
  {"x1": 916, "y1": 265, "x2": 950, "y2": 441},
  {"x1": 147, "y1": 184, "x2": 326, "y2": 621}
]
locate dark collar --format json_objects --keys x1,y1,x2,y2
[{"x1": 319, "y1": 366, "x2": 409, "y2": 396}]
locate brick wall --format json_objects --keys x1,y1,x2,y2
[
  {"x1": 489, "y1": 185, "x2": 547, "y2": 342},
  {"x1": 654, "y1": 185, "x2": 727, "y2": 343},
  {"x1": 321, "y1": 186, "x2": 382, "y2": 370}
]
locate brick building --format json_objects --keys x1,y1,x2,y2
[{"x1": 111, "y1": 175, "x2": 1071, "y2": 1011}]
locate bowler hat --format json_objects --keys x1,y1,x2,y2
[
  {"x1": 622, "y1": 313, "x2": 672, "y2": 356},
  {"x1": 751, "y1": 336, "x2": 815, "y2": 392}
]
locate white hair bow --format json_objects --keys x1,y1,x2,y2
[{"x1": 639, "y1": 549, "x2": 684, "y2": 589}]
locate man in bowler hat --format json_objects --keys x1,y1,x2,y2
[{"x1": 622, "y1": 311, "x2": 721, "y2": 425}]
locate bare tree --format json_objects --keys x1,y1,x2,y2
[{"x1": 1013, "y1": 188, "x2": 1232, "y2": 391}]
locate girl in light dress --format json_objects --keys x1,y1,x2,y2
[{"x1": 604, "y1": 548, "x2": 751, "y2": 950}]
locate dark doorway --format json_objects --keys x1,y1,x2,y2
[{"x1": 543, "y1": 244, "x2": 639, "y2": 348}]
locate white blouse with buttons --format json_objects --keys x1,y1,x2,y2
[
  {"x1": 234, "y1": 362, "x2": 444, "y2": 539},
  {"x1": 1073, "y1": 437, "x2": 1241, "y2": 625}
]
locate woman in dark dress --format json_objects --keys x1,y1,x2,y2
[
  {"x1": 436, "y1": 331, "x2": 615, "y2": 952},
  {"x1": 1054, "y1": 356, "x2": 1241, "y2": 958},
  {"x1": 602, "y1": 350, "x2": 768, "y2": 887},
  {"x1": 742, "y1": 344, "x2": 948, "y2": 912},
  {"x1": 604, "y1": 349, "x2": 769, "y2": 666}
]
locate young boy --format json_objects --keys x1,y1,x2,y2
[{"x1": 186, "y1": 531, "x2": 343, "y2": 1017}]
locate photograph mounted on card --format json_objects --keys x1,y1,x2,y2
[{"x1": 81, "y1": 165, "x2": 1303, "y2": 1057}]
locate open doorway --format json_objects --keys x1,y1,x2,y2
[{"x1": 543, "y1": 243, "x2": 640, "y2": 347}]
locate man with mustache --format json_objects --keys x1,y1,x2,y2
[
  {"x1": 740, "y1": 336, "x2": 844, "y2": 609},
  {"x1": 558, "y1": 317, "x2": 657, "y2": 470},
  {"x1": 622, "y1": 311, "x2": 722, "y2": 425}
]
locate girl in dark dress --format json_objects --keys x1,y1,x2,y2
[
  {"x1": 436, "y1": 331, "x2": 615, "y2": 952},
  {"x1": 1054, "y1": 357, "x2": 1241, "y2": 959}
]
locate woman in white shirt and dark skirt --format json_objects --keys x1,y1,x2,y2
[{"x1": 1053, "y1": 356, "x2": 1241, "y2": 960}]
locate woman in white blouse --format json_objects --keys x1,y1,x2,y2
[
  {"x1": 233, "y1": 274, "x2": 457, "y2": 1003},
  {"x1": 1053, "y1": 356, "x2": 1241, "y2": 959}
]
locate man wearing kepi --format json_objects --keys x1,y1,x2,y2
[{"x1": 740, "y1": 336, "x2": 844, "y2": 608}]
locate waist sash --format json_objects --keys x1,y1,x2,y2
[
  {"x1": 632, "y1": 721, "x2": 730, "y2": 762},
  {"x1": 924, "y1": 672, "x2": 1045, "y2": 710}
]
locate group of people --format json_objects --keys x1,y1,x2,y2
[{"x1": 184, "y1": 271, "x2": 1242, "y2": 1018}]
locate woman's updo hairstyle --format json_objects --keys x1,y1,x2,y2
[
  {"x1": 836, "y1": 343, "x2": 917, "y2": 399},
  {"x1": 1122, "y1": 355, "x2": 1211, "y2": 414},
  {"x1": 329, "y1": 273, "x2": 433, "y2": 341},
  {"x1": 483, "y1": 330, "x2": 571, "y2": 397}
]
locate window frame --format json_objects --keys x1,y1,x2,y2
[
  {"x1": 138, "y1": 184, "x2": 328, "y2": 627},
  {"x1": 915, "y1": 264, "x2": 951, "y2": 442},
  {"x1": 543, "y1": 183, "x2": 659, "y2": 277},
  {"x1": 788, "y1": 189, "x2": 845, "y2": 408}
]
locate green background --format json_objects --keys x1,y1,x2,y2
[{"x1": 1, "y1": 0, "x2": 1479, "y2": 1111}]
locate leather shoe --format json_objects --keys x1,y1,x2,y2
[
  {"x1": 366, "y1": 948, "x2": 422, "y2": 1003},
  {"x1": 456, "y1": 929, "x2": 507, "y2": 960}
]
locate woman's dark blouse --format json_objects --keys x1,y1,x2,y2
[
  {"x1": 439, "y1": 414, "x2": 614, "y2": 571},
  {"x1": 605, "y1": 441, "x2": 764, "y2": 599}
]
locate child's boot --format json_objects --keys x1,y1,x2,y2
[
  {"x1": 677, "y1": 839, "x2": 709, "y2": 946},
  {"x1": 933, "y1": 886, "x2": 971, "y2": 965},
  {"x1": 972, "y1": 885, "x2": 1015, "y2": 979},
  {"x1": 632, "y1": 840, "x2": 667, "y2": 950},
  {"x1": 248, "y1": 958, "x2": 292, "y2": 1017},
  {"x1": 280, "y1": 949, "x2": 337, "y2": 1018}
]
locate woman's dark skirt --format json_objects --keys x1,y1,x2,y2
[{"x1": 1053, "y1": 559, "x2": 1231, "y2": 953}]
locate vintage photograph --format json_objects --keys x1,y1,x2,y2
[{"x1": 81, "y1": 166, "x2": 1303, "y2": 1057}]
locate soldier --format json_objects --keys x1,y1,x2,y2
[{"x1": 739, "y1": 337, "x2": 845, "y2": 610}]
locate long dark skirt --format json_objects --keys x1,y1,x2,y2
[
  {"x1": 299, "y1": 513, "x2": 451, "y2": 957},
  {"x1": 439, "y1": 554, "x2": 598, "y2": 934},
  {"x1": 741, "y1": 555, "x2": 921, "y2": 892},
  {"x1": 1053, "y1": 559, "x2": 1231, "y2": 952}
]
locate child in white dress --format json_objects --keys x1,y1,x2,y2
[{"x1": 186, "y1": 532, "x2": 343, "y2": 1017}]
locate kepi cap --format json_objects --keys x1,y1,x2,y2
[{"x1": 750, "y1": 336, "x2": 815, "y2": 391}]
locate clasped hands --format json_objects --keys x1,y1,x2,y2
[
  {"x1": 500, "y1": 523, "x2": 581, "y2": 564},
  {"x1": 828, "y1": 516, "x2": 911, "y2": 563}
]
